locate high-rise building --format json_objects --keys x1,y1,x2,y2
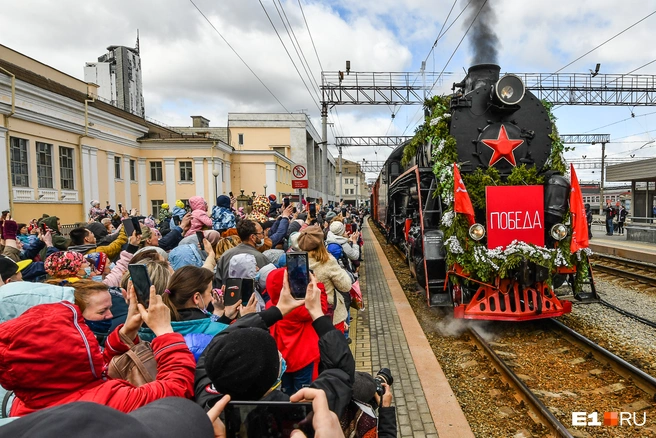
[{"x1": 84, "y1": 36, "x2": 144, "y2": 117}]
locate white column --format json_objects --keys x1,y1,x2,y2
[
  {"x1": 123, "y1": 156, "x2": 132, "y2": 211},
  {"x1": 194, "y1": 158, "x2": 205, "y2": 199},
  {"x1": 81, "y1": 145, "x2": 92, "y2": 209},
  {"x1": 265, "y1": 162, "x2": 277, "y2": 197},
  {"x1": 107, "y1": 152, "x2": 116, "y2": 209},
  {"x1": 0, "y1": 127, "x2": 10, "y2": 210},
  {"x1": 224, "y1": 161, "x2": 231, "y2": 194},
  {"x1": 164, "y1": 158, "x2": 176, "y2": 202},
  {"x1": 138, "y1": 158, "x2": 147, "y2": 215},
  {"x1": 89, "y1": 148, "x2": 99, "y2": 201}
]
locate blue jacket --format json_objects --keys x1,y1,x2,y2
[
  {"x1": 138, "y1": 317, "x2": 228, "y2": 342},
  {"x1": 210, "y1": 206, "x2": 236, "y2": 231},
  {"x1": 168, "y1": 244, "x2": 204, "y2": 270},
  {"x1": 159, "y1": 227, "x2": 184, "y2": 252},
  {"x1": 267, "y1": 217, "x2": 290, "y2": 248},
  {"x1": 0, "y1": 282, "x2": 75, "y2": 324}
]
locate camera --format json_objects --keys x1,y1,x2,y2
[{"x1": 374, "y1": 368, "x2": 394, "y2": 397}]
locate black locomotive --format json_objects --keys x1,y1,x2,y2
[{"x1": 373, "y1": 64, "x2": 593, "y2": 321}]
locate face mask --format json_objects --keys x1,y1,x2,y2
[
  {"x1": 271, "y1": 353, "x2": 287, "y2": 392},
  {"x1": 198, "y1": 296, "x2": 212, "y2": 317},
  {"x1": 82, "y1": 267, "x2": 92, "y2": 278},
  {"x1": 109, "y1": 262, "x2": 116, "y2": 271},
  {"x1": 85, "y1": 318, "x2": 112, "y2": 334},
  {"x1": 255, "y1": 237, "x2": 265, "y2": 248},
  {"x1": 91, "y1": 275, "x2": 103, "y2": 282}
]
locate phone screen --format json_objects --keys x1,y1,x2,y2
[
  {"x1": 196, "y1": 231, "x2": 205, "y2": 251},
  {"x1": 224, "y1": 278, "x2": 243, "y2": 307},
  {"x1": 283, "y1": 198, "x2": 290, "y2": 208},
  {"x1": 122, "y1": 218, "x2": 135, "y2": 237},
  {"x1": 341, "y1": 208, "x2": 347, "y2": 217},
  {"x1": 308, "y1": 203, "x2": 316, "y2": 218},
  {"x1": 286, "y1": 252, "x2": 309, "y2": 299},
  {"x1": 224, "y1": 401, "x2": 313, "y2": 438},
  {"x1": 241, "y1": 278, "x2": 254, "y2": 306},
  {"x1": 132, "y1": 217, "x2": 142, "y2": 236},
  {"x1": 128, "y1": 264, "x2": 152, "y2": 306},
  {"x1": 173, "y1": 216, "x2": 181, "y2": 226}
]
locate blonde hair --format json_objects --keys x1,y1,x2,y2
[
  {"x1": 71, "y1": 280, "x2": 109, "y2": 313},
  {"x1": 215, "y1": 236, "x2": 241, "y2": 258},
  {"x1": 308, "y1": 243, "x2": 330, "y2": 264},
  {"x1": 120, "y1": 259, "x2": 171, "y2": 295},
  {"x1": 138, "y1": 225, "x2": 152, "y2": 248}
]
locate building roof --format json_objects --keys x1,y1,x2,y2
[{"x1": 606, "y1": 157, "x2": 656, "y2": 182}]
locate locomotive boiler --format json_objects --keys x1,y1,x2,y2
[{"x1": 373, "y1": 64, "x2": 595, "y2": 321}]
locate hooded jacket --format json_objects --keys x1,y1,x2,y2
[
  {"x1": 185, "y1": 196, "x2": 212, "y2": 237},
  {"x1": 265, "y1": 268, "x2": 328, "y2": 373},
  {"x1": 0, "y1": 303, "x2": 195, "y2": 416},
  {"x1": 211, "y1": 196, "x2": 236, "y2": 231},
  {"x1": 325, "y1": 231, "x2": 360, "y2": 261},
  {"x1": 37, "y1": 216, "x2": 70, "y2": 259},
  {"x1": 309, "y1": 254, "x2": 353, "y2": 326}
]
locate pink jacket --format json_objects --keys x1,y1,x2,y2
[
  {"x1": 185, "y1": 196, "x2": 212, "y2": 237},
  {"x1": 102, "y1": 251, "x2": 134, "y2": 287}
]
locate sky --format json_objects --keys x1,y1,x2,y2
[{"x1": 2, "y1": 0, "x2": 656, "y2": 183}]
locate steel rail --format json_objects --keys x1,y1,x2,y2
[
  {"x1": 468, "y1": 327, "x2": 574, "y2": 438},
  {"x1": 590, "y1": 254, "x2": 656, "y2": 288}
]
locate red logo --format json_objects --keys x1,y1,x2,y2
[
  {"x1": 604, "y1": 412, "x2": 619, "y2": 426},
  {"x1": 486, "y1": 186, "x2": 544, "y2": 249},
  {"x1": 481, "y1": 125, "x2": 524, "y2": 167}
]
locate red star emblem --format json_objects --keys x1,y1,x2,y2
[{"x1": 481, "y1": 125, "x2": 524, "y2": 167}]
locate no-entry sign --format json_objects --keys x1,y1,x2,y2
[{"x1": 292, "y1": 165, "x2": 308, "y2": 189}]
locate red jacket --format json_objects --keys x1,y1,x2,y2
[
  {"x1": 265, "y1": 268, "x2": 329, "y2": 373},
  {"x1": 0, "y1": 302, "x2": 195, "y2": 416}
]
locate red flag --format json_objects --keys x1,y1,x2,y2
[
  {"x1": 453, "y1": 163, "x2": 476, "y2": 225},
  {"x1": 569, "y1": 164, "x2": 589, "y2": 253}
]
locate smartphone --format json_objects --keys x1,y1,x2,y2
[
  {"x1": 345, "y1": 223, "x2": 353, "y2": 234},
  {"x1": 224, "y1": 278, "x2": 243, "y2": 307},
  {"x1": 341, "y1": 208, "x2": 347, "y2": 217},
  {"x1": 229, "y1": 192, "x2": 234, "y2": 197},
  {"x1": 308, "y1": 203, "x2": 316, "y2": 219},
  {"x1": 128, "y1": 264, "x2": 152, "y2": 306},
  {"x1": 351, "y1": 223, "x2": 358, "y2": 233},
  {"x1": 173, "y1": 216, "x2": 181, "y2": 226},
  {"x1": 241, "y1": 278, "x2": 255, "y2": 306},
  {"x1": 286, "y1": 252, "x2": 309, "y2": 299},
  {"x1": 223, "y1": 401, "x2": 314, "y2": 438},
  {"x1": 283, "y1": 197, "x2": 290, "y2": 208},
  {"x1": 41, "y1": 223, "x2": 48, "y2": 234},
  {"x1": 122, "y1": 218, "x2": 135, "y2": 237},
  {"x1": 196, "y1": 231, "x2": 205, "y2": 251},
  {"x1": 132, "y1": 217, "x2": 142, "y2": 236},
  {"x1": 292, "y1": 207, "x2": 297, "y2": 214}
]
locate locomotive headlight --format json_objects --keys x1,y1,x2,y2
[
  {"x1": 468, "y1": 223, "x2": 486, "y2": 241},
  {"x1": 550, "y1": 223, "x2": 568, "y2": 241},
  {"x1": 494, "y1": 74, "x2": 525, "y2": 105}
]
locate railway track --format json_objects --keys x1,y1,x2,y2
[
  {"x1": 469, "y1": 320, "x2": 656, "y2": 437},
  {"x1": 590, "y1": 253, "x2": 656, "y2": 288}
]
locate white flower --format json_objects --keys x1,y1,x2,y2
[
  {"x1": 445, "y1": 235, "x2": 464, "y2": 254},
  {"x1": 441, "y1": 210, "x2": 455, "y2": 227}
]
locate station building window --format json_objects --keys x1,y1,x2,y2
[
  {"x1": 59, "y1": 146, "x2": 75, "y2": 190},
  {"x1": 238, "y1": 133, "x2": 244, "y2": 146},
  {"x1": 10, "y1": 137, "x2": 29, "y2": 187},
  {"x1": 36, "y1": 142, "x2": 54, "y2": 189},
  {"x1": 130, "y1": 159, "x2": 136, "y2": 181},
  {"x1": 150, "y1": 161, "x2": 163, "y2": 181},
  {"x1": 180, "y1": 161, "x2": 193, "y2": 181},
  {"x1": 114, "y1": 156, "x2": 122, "y2": 180},
  {"x1": 152, "y1": 200, "x2": 163, "y2": 217}
]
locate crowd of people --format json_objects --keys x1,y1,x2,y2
[{"x1": 0, "y1": 194, "x2": 396, "y2": 437}]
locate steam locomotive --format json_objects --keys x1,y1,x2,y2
[{"x1": 372, "y1": 64, "x2": 594, "y2": 321}]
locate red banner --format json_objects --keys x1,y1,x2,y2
[
  {"x1": 569, "y1": 164, "x2": 589, "y2": 253},
  {"x1": 453, "y1": 164, "x2": 476, "y2": 225},
  {"x1": 486, "y1": 185, "x2": 544, "y2": 249}
]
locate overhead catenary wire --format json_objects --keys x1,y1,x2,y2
[
  {"x1": 297, "y1": 0, "x2": 324, "y2": 72},
  {"x1": 188, "y1": 0, "x2": 290, "y2": 113},
  {"x1": 259, "y1": 0, "x2": 321, "y2": 111}
]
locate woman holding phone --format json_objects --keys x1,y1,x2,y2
[{"x1": 297, "y1": 226, "x2": 352, "y2": 333}]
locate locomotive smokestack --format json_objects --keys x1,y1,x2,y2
[
  {"x1": 464, "y1": 0, "x2": 499, "y2": 65},
  {"x1": 465, "y1": 64, "x2": 500, "y2": 93}
]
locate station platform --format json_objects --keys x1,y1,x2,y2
[
  {"x1": 588, "y1": 232, "x2": 656, "y2": 264},
  {"x1": 349, "y1": 222, "x2": 474, "y2": 438}
]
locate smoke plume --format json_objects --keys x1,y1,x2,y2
[{"x1": 464, "y1": 0, "x2": 499, "y2": 64}]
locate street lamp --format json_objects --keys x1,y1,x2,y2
[
  {"x1": 212, "y1": 168, "x2": 220, "y2": 199},
  {"x1": 263, "y1": 184, "x2": 268, "y2": 196}
]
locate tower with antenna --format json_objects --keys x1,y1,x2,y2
[{"x1": 84, "y1": 30, "x2": 145, "y2": 117}]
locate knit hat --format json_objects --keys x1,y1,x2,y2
[
  {"x1": 353, "y1": 371, "x2": 377, "y2": 403},
  {"x1": 205, "y1": 328, "x2": 280, "y2": 400},
  {"x1": 326, "y1": 211, "x2": 337, "y2": 221},
  {"x1": 45, "y1": 251, "x2": 85, "y2": 278},
  {"x1": 85, "y1": 252, "x2": 108, "y2": 274},
  {"x1": 268, "y1": 194, "x2": 277, "y2": 202},
  {"x1": 329, "y1": 221, "x2": 346, "y2": 237},
  {"x1": 298, "y1": 225, "x2": 324, "y2": 251},
  {"x1": 176, "y1": 200, "x2": 185, "y2": 209},
  {"x1": 2, "y1": 220, "x2": 18, "y2": 241},
  {"x1": 144, "y1": 217, "x2": 156, "y2": 229},
  {"x1": 161, "y1": 203, "x2": 169, "y2": 210},
  {"x1": 263, "y1": 249, "x2": 285, "y2": 266},
  {"x1": 216, "y1": 195, "x2": 231, "y2": 209},
  {"x1": 90, "y1": 200, "x2": 100, "y2": 206},
  {"x1": 257, "y1": 263, "x2": 277, "y2": 291},
  {"x1": 86, "y1": 222, "x2": 108, "y2": 241},
  {"x1": 204, "y1": 230, "x2": 221, "y2": 246}
]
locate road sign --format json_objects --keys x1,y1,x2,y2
[{"x1": 292, "y1": 164, "x2": 308, "y2": 189}]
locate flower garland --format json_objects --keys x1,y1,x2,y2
[{"x1": 412, "y1": 95, "x2": 592, "y2": 292}]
